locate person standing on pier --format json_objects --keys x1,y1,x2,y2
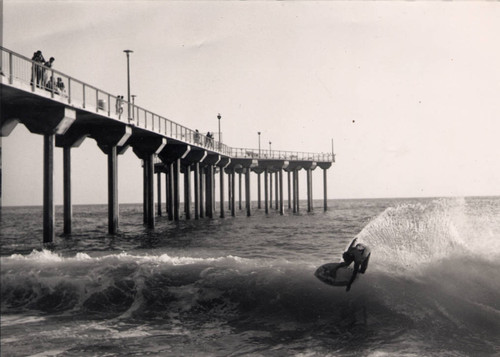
[
  {"x1": 42, "y1": 57, "x2": 55, "y2": 87},
  {"x1": 31, "y1": 50, "x2": 45, "y2": 87},
  {"x1": 116, "y1": 95, "x2": 124, "y2": 118}
]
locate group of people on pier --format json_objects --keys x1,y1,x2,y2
[
  {"x1": 31, "y1": 50, "x2": 66, "y2": 96},
  {"x1": 194, "y1": 130, "x2": 216, "y2": 149}
]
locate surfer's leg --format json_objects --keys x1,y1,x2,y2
[{"x1": 360, "y1": 254, "x2": 370, "y2": 274}]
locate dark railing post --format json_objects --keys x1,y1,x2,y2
[
  {"x1": 50, "y1": 69, "x2": 55, "y2": 98},
  {"x1": 107, "y1": 93, "x2": 111, "y2": 116},
  {"x1": 31, "y1": 62, "x2": 36, "y2": 91},
  {"x1": 95, "y1": 89, "x2": 99, "y2": 112},
  {"x1": 82, "y1": 83, "x2": 86, "y2": 108},
  {"x1": 67, "y1": 78, "x2": 72, "y2": 104},
  {"x1": 9, "y1": 52, "x2": 13, "y2": 85}
]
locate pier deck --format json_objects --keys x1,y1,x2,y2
[{"x1": 1, "y1": 46, "x2": 334, "y2": 242}]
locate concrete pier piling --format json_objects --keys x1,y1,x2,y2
[
  {"x1": 245, "y1": 167, "x2": 251, "y2": 216},
  {"x1": 157, "y1": 172, "x2": 162, "y2": 217},
  {"x1": 264, "y1": 168, "x2": 269, "y2": 214},
  {"x1": 184, "y1": 165, "x2": 191, "y2": 219},
  {"x1": 0, "y1": 46, "x2": 335, "y2": 239},
  {"x1": 194, "y1": 162, "x2": 200, "y2": 219},
  {"x1": 108, "y1": 146, "x2": 119, "y2": 233},
  {"x1": 63, "y1": 147, "x2": 72, "y2": 235},
  {"x1": 230, "y1": 170, "x2": 236, "y2": 217},
  {"x1": 167, "y1": 164, "x2": 174, "y2": 220},
  {"x1": 279, "y1": 169, "x2": 284, "y2": 215},
  {"x1": 174, "y1": 159, "x2": 180, "y2": 221},
  {"x1": 43, "y1": 134, "x2": 54, "y2": 243}
]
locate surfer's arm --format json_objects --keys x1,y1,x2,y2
[{"x1": 348, "y1": 238, "x2": 358, "y2": 250}]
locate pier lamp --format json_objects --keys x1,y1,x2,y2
[
  {"x1": 258, "y1": 132, "x2": 261, "y2": 158},
  {"x1": 217, "y1": 113, "x2": 222, "y2": 150},
  {"x1": 269, "y1": 141, "x2": 272, "y2": 156},
  {"x1": 123, "y1": 49, "x2": 133, "y2": 122}
]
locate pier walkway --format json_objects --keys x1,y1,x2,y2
[{"x1": 0, "y1": 46, "x2": 334, "y2": 243}]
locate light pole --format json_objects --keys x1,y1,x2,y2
[
  {"x1": 258, "y1": 132, "x2": 261, "y2": 158},
  {"x1": 124, "y1": 49, "x2": 133, "y2": 122},
  {"x1": 217, "y1": 113, "x2": 221, "y2": 150},
  {"x1": 269, "y1": 141, "x2": 272, "y2": 157}
]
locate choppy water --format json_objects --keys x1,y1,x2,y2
[{"x1": 1, "y1": 197, "x2": 499, "y2": 356}]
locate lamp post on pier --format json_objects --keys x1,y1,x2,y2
[
  {"x1": 217, "y1": 113, "x2": 222, "y2": 150},
  {"x1": 269, "y1": 141, "x2": 272, "y2": 157},
  {"x1": 123, "y1": 49, "x2": 133, "y2": 122},
  {"x1": 258, "y1": 132, "x2": 261, "y2": 158}
]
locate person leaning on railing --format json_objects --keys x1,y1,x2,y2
[
  {"x1": 31, "y1": 50, "x2": 45, "y2": 87},
  {"x1": 42, "y1": 57, "x2": 55, "y2": 88},
  {"x1": 56, "y1": 77, "x2": 66, "y2": 97}
]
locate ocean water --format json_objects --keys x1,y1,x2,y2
[{"x1": 1, "y1": 197, "x2": 499, "y2": 357}]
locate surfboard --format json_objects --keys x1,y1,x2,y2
[{"x1": 314, "y1": 263, "x2": 355, "y2": 287}]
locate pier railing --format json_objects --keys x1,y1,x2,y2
[
  {"x1": 229, "y1": 148, "x2": 333, "y2": 162},
  {"x1": 1, "y1": 46, "x2": 333, "y2": 162}
]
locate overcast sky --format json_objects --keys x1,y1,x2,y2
[{"x1": 2, "y1": 1, "x2": 500, "y2": 206}]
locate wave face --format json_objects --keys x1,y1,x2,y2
[{"x1": 1, "y1": 197, "x2": 499, "y2": 356}]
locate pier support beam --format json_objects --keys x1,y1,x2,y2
[
  {"x1": 157, "y1": 171, "x2": 162, "y2": 217},
  {"x1": 167, "y1": 164, "x2": 174, "y2": 220},
  {"x1": 57, "y1": 126, "x2": 90, "y2": 235},
  {"x1": 231, "y1": 171, "x2": 236, "y2": 217},
  {"x1": 145, "y1": 155, "x2": 155, "y2": 228},
  {"x1": 269, "y1": 171, "x2": 273, "y2": 209},
  {"x1": 200, "y1": 168, "x2": 205, "y2": 218},
  {"x1": 317, "y1": 162, "x2": 332, "y2": 212},
  {"x1": 164, "y1": 170, "x2": 170, "y2": 219},
  {"x1": 287, "y1": 171, "x2": 291, "y2": 210},
  {"x1": 292, "y1": 169, "x2": 300, "y2": 213},
  {"x1": 264, "y1": 168, "x2": 269, "y2": 214},
  {"x1": 143, "y1": 162, "x2": 148, "y2": 224},
  {"x1": 173, "y1": 159, "x2": 180, "y2": 221},
  {"x1": 274, "y1": 171, "x2": 280, "y2": 210},
  {"x1": 257, "y1": 173, "x2": 261, "y2": 209},
  {"x1": 132, "y1": 136, "x2": 166, "y2": 228},
  {"x1": 184, "y1": 165, "x2": 191, "y2": 219},
  {"x1": 107, "y1": 146, "x2": 119, "y2": 233},
  {"x1": 205, "y1": 165, "x2": 214, "y2": 218},
  {"x1": 219, "y1": 166, "x2": 225, "y2": 218},
  {"x1": 63, "y1": 147, "x2": 71, "y2": 235},
  {"x1": 279, "y1": 169, "x2": 284, "y2": 215},
  {"x1": 245, "y1": 167, "x2": 251, "y2": 216},
  {"x1": 227, "y1": 171, "x2": 232, "y2": 213},
  {"x1": 194, "y1": 162, "x2": 200, "y2": 219},
  {"x1": 307, "y1": 168, "x2": 313, "y2": 212},
  {"x1": 43, "y1": 134, "x2": 54, "y2": 243},
  {"x1": 323, "y1": 168, "x2": 327, "y2": 211},
  {"x1": 200, "y1": 154, "x2": 220, "y2": 219},
  {"x1": 11, "y1": 106, "x2": 77, "y2": 243},
  {"x1": 93, "y1": 125, "x2": 131, "y2": 234},
  {"x1": 238, "y1": 172, "x2": 242, "y2": 210},
  {"x1": 217, "y1": 158, "x2": 230, "y2": 219},
  {"x1": 296, "y1": 170, "x2": 300, "y2": 212}
]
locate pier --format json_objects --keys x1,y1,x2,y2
[{"x1": 0, "y1": 47, "x2": 334, "y2": 243}]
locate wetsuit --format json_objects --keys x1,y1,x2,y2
[{"x1": 338, "y1": 240, "x2": 371, "y2": 291}]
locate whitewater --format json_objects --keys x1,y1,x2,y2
[{"x1": 1, "y1": 197, "x2": 499, "y2": 356}]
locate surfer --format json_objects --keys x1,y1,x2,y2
[{"x1": 336, "y1": 238, "x2": 371, "y2": 291}]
